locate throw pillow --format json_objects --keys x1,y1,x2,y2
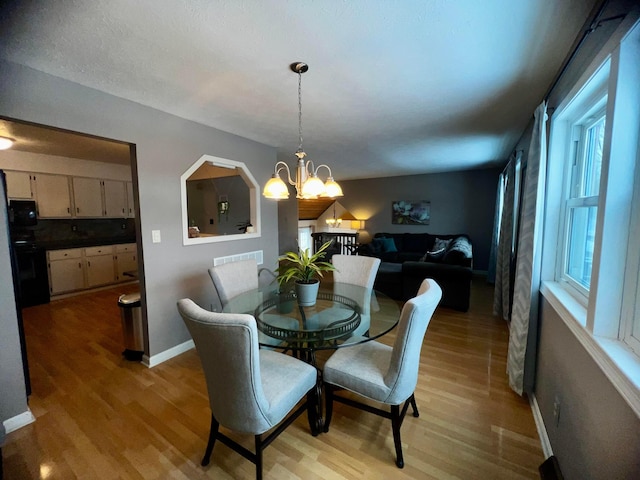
[
  {"x1": 378, "y1": 237, "x2": 397, "y2": 253},
  {"x1": 419, "y1": 247, "x2": 446, "y2": 262},
  {"x1": 370, "y1": 238, "x2": 383, "y2": 254},
  {"x1": 433, "y1": 237, "x2": 452, "y2": 251}
]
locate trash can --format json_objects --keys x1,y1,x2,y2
[{"x1": 118, "y1": 292, "x2": 144, "y2": 361}]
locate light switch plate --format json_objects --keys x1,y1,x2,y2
[{"x1": 151, "y1": 230, "x2": 161, "y2": 243}]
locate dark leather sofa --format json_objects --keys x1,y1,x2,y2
[{"x1": 357, "y1": 232, "x2": 473, "y2": 311}]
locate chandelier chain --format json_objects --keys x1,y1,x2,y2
[{"x1": 297, "y1": 70, "x2": 303, "y2": 152}]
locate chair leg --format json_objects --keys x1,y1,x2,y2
[
  {"x1": 409, "y1": 394, "x2": 419, "y2": 417},
  {"x1": 254, "y1": 435, "x2": 263, "y2": 480},
  {"x1": 306, "y1": 385, "x2": 320, "y2": 436},
  {"x1": 201, "y1": 414, "x2": 220, "y2": 466},
  {"x1": 324, "y1": 384, "x2": 334, "y2": 433},
  {"x1": 391, "y1": 405, "x2": 404, "y2": 468}
]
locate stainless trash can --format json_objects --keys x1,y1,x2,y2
[{"x1": 118, "y1": 292, "x2": 143, "y2": 361}]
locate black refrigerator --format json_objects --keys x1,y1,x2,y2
[{"x1": 1, "y1": 170, "x2": 32, "y2": 396}]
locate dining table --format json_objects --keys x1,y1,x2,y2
[{"x1": 222, "y1": 281, "x2": 401, "y2": 432}]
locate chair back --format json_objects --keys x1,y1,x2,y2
[
  {"x1": 332, "y1": 255, "x2": 381, "y2": 288},
  {"x1": 384, "y1": 278, "x2": 442, "y2": 404},
  {"x1": 177, "y1": 298, "x2": 272, "y2": 434},
  {"x1": 208, "y1": 258, "x2": 259, "y2": 307}
]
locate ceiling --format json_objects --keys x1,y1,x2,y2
[{"x1": 0, "y1": 0, "x2": 598, "y2": 179}]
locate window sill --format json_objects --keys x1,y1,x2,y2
[{"x1": 541, "y1": 281, "x2": 640, "y2": 418}]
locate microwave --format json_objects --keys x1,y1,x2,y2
[{"x1": 9, "y1": 200, "x2": 38, "y2": 226}]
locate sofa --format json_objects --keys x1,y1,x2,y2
[{"x1": 357, "y1": 232, "x2": 473, "y2": 311}]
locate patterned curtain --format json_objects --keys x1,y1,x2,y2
[
  {"x1": 493, "y1": 159, "x2": 516, "y2": 320},
  {"x1": 507, "y1": 102, "x2": 548, "y2": 395}
]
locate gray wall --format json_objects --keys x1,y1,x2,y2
[
  {"x1": 339, "y1": 167, "x2": 501, "y2": 271},
  {"x1": 0, "y1": 60, "x2": 280, "y2": 423},
  {"x1": 0, "y1": 176, "x2": 28, "y2": 422},
  {"x1": 536, "y1": 299, "x2": 640, "y2": 478},
  {"x1": 533, "y1": 2, "x2": 640, "y2": 478}
]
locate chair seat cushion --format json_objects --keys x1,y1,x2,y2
[
  {"x1": 323, "y1": 340, "x2": 393, "y2": 403},
  {"x1": 259, "y1": 350, "x2": 317, "y2": 430}
]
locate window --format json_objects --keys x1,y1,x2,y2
[
  {"x1": 543, "y1": 17, "x2": 640, "y2": 411},
  {"x1": 561, "y1": 110, "x2": 605, "y2": 295}
]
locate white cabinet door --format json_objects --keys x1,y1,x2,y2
[
  {"x1": 103, "y1": 180, "x2": 127, "y2": 217},
  {"x1": 48, "y1": 255, "x2": 85, "y2": 294},
  {"x1": 34, "y1": 174, "x2": 72, "y2": 217},
  {"x1": 116, "y1": 252, "x2": 137, "y2": 281},
  {"x1": 5, "y1": 171, "x2": 34, "y2": 199},
  {"x1": 73, "y1": 177, "x2": 103, "y2": 217},
  {"x1": 126, "y1": 181, "x2": 135, "y2": 218},
  {"x1": 86, "y1": 254, "x2": 115, "y2": 287}
]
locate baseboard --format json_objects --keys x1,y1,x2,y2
[
  {"x1": 3, "y1": 409, "x2": 36, "y2": 433},
  {"x1": 529, "y1": 393, "x2": 553, "y2": 458},
  {"x1": 142, "y1": 339, "x2": 194, "y2": 368}
]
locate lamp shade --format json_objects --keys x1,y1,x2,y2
[
  {"x1": 0, "y1": 137, "x2": 14, "y2": 150},
  {"x1": 321, "y1": 177, "x2": 343, "y2": 197},
  {"x1": 301, "y1": 175, "x2": 325, "y2": 198},
  {"x1": 263, "y1": 175, "x2": 290, "y2": 199}
]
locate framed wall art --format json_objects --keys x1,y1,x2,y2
[{"x1": 391, "y1": 200, "x2": 430, "y2": 225}]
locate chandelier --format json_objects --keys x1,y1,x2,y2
[{"x1": 263, "y1": 62, "x2": 343, "y2": 200}]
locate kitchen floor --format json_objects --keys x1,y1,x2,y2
[{"x1": 3, "y1": 280, "x2": 544, "y2": 479}]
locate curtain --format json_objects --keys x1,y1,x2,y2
[
  {"x1": 486, "y1": 176, "x2": 503, "y2": 284},
  {"x1": 507, "y1": 102, "x2": 548, "y2": 395},
  {"x1": 493, "y1": 158, "x2": 516, "y2": 320}
]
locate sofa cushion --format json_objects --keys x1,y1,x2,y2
[{"x1": 402, "y1": 233, "x2": 431, "y2": 253}]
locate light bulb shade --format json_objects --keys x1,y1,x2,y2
[
  {"x1": 321, "y1": 177, "x2": 343, "y2": 197},
  {"x1": 350, "y1": 220, "x2": 365, "y2": 230},
  {"x1": 300, "y1": 175, "x2": 325, "y2": 198},
  {"x1": 263, "y1": 174, "x2": 290, "y2": 199},
  {"x1": 0, "y1": 136, "x2": 14, "y2": 150}
]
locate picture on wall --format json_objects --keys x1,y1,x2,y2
[{"x1": 391, "y1": 200, "x2": 431, "y2": 225}]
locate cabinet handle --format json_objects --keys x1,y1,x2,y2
[
  {"x1": 67, "y1": 207, "x2": 70, "y2": 213},
  {"x1": 78, "y1": 262, "x2": 81, "y2": 268},
  {"x1": 76, "y1": 207, "x2": 80, "y2": 213},
  {"x1": 88, "y1": 261, "x2": 91, "y2": 267}
]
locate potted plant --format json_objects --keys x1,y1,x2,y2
[{"x1": 276, "y1": 240, "x2": 337, "y2": 306}]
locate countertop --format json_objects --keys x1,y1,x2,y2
[{"x1": 38, "y1": 237, "x2": 137, "y2": 250}]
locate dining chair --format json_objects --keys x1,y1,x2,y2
[
  {"x1": 322, "y1": 278, "x2": 442, "y2": 468},
  {"x1": 331, "y1": 254, "x2": 381, "y2": 288},
  {"x1": 208, "y1": 258, "x2": 260, "y2": 308},
  {"x1": 177, "y1": 298, "x2": 319, "y2": 480},
  {"x1": 331, "y1": 254, "x2": 381, "y2": 337}
]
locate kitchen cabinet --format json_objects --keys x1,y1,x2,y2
[
  {"x1": 85, "y1": 246, "x2": 115, "y2": 287},
  {"x1": 48, "y1": 248, "x2": 85, "y2": 295},
  {"x1": 126, "y1": 181, "x2": 135, "y2": 218},
  {"x1": 72, "y1": 177, "x2": 103, "y2": 217},
  {"x1": 35, "y1": 174, "x2": 73, "y2": 218},
  {"x1": 4, "y1": 171, "x2": 34, "y2": 199},
  {"x1": 103, "y1": 180, "x2": 128, "y2": 217},
  {"x1": 115, "y1": 243, "x2": 137, "y2": 281},
  {"x1": 48, "y1": 243, "x2": 136, "y2": 297}
]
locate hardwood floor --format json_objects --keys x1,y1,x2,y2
[{"x1": 4, "y1": 279, "x2": 544, "y2": 479}]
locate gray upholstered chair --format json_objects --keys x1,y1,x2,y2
[
  {"x1": 322, "y1": 278, "x2": 442, "y2": 468},
  {"x1": 331, "y1": 254, "x2": 381, "y2": 337},
  {"x1": 177, "y1": 299, "x2": 319, "y2": 480},
  {"x1": 208, "y1": 258, "x2": 260, "y2": 308},
  {"x1": 331, "y1": 254, "x2": 381, "y2": 288}
]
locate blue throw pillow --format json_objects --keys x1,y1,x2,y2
[{"x1": 379, "y1": 237, "x2": 397, "y2": 253}]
